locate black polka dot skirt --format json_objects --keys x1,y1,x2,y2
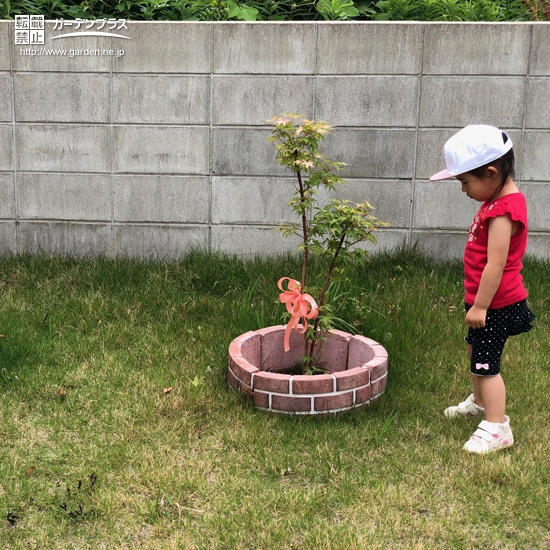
[{"x1": 464, "y1": 299, "x2": 536, "y2": 376}]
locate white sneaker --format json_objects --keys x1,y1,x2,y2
[
  {"x1": 444, "y1": 393, "x2": 484, "y2": 418},
  {"x1": 463, "y1": 416, "x2": 514, "y2": 454}
]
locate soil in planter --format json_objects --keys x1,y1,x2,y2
[{"x1": 264, "y1": 360, "x2": 330, "y2": 376}]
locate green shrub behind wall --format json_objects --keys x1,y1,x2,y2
[{"x1": 0, "y1": 0, "x2": 538, "y2": 21}]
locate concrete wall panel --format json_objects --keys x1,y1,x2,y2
[
  {"x1": 212, "y1": 128, "x2": 284, "y2": 177},
  {"x1": 324, "y1": 129, "x2": 416, "y2": 179},
  {"x1": 332, "y1": 180, "x2": 412, "y2": 229},
  {"x1": 525, "y1": 78, "x2": 550, "y2": 129},
  {"x1": 315, "y1": 77, "x2": 418, "y2": 127},
  {"x1": 212, "y1": 76, "x2": 313, "y2": 125},
  {"x1": 18, "y1": 222, "x2": 112, "y2": 257},
  {"x1": 15, "y1": 125, "x2": 111, "y2": 172},
  {"x1": 317, "y1": 23, "x2": 422, "y2": 75},
  {"x1": 14, "y1": 73, "x2": 110, "y2": 122},
  {"x1": 1, "y1": 21, "x2": 550, "y2": 261},
  {"x1": 213, "y1": 23, "x2": 315, "y2": 74},
  {"x1": 419, "y1": 77, "x2": 525, "y2": 128},
  {"x1": 0, "y1": 124, "x2": 13, "y2": 171},
  {"x1": 414, "y1": 180, "x2": 478, "y2": 229},
  {"x1": 212, "y1": 177, "x2": 296, "y2": 224},
  {"x1": 423, "y1": 24, "x2": 530, "y2": 75},
  {"x1": 13, "y1": 33, "x2": 112, "y2": 72},
  {"x1": 114, "y1": 175, "x2": 209, "y2": 222},
  {"x1": 522, "y1": 183, "x2": 550, "y2": 232},
  {"x1": 527, "y1": 234, "x2": 550, "y2": 259},
  {"x1": 531, "y1": 24, "x2": 550, "y2": 76},
  {"x1": 211, "y1": 225, "x2": 299, "y2": 257},
  {"x1": 0, "y1": 74, "x2": 12, "y2": 121},
  {"x1": 416, "y1": 129, "x2": 523, "y2": 181},
  {"x1": 0, "y1": 173, "x2": 15, "y2": 219},
  {"x1": 522, "y1": 131, "x2": 550, "y2": 181},
  {"x1": 113, "y1": 23, "x2": 211, "y2": 73},
  {"x1": 114, "y1": 225, "x2": 208, "y2": 259},
  {"x1": 113, "y1": 126, "x2": 210, "y2": 174},
  {"x1": 0, "y1": 222, "x2": 16, "y2": 255},
  {"x1": 18, "y1": 173, "x2": 111, "y2": 221},
  {"x1": 113, "y1": 75, "x2": 210, "y2": 124},
  {"x1": 412, "y1": 231, "x2": 467, "y2": 260},
  {"x1": 0, "y1": 23, "x2": 10, "y2": 71}
]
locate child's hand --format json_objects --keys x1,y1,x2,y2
[{"x1": 466, "y1": 305, "x2": 487, "y2": 329}]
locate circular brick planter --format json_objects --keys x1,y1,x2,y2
[{"x1": 227, "y1": 325, "x2": 388, "y2": 415}]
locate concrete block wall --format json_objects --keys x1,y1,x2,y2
[{"x1": 1, "y1": 21, "x2": 550, "y2": 260}]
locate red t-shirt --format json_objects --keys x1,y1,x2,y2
[{"x1": 464, "y1": 192, "x2": 528, "y2": 309}]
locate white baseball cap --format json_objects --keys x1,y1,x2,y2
[{"x1": 430, "y1": 125, "x2": 513, "y2": 181}]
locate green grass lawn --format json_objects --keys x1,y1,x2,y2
[{"x1": 0, "y1": 249, "x2": 548, "y2": 549}]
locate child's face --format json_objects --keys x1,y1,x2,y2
[{"x1": 456, "y1": 167, "x2": 501, "y2": 202}]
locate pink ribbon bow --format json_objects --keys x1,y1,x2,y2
[
  {"x1": 475, "y1": 363, "x2": 490, "y2": 371},
  {"x1": 278, "y1": 277, "x2": 318, "y2": 353}
]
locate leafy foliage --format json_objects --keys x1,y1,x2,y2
[
  {"x1": 268, "y1": 115, "x2": 388, "y2": 371},
  {"x1": 0, "y1": 0, "x2": 537, "y2": 20}
]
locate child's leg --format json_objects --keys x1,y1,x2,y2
[
  {"x1": 467, "y1": 343, "x2": 506, "y2": 423},
  {"x1": 471, "y1": 373, "x2": 506, "y2": 424}
]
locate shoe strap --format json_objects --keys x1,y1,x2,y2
[{"x1": 472, "y1": 420, "x2": 502, "y2": 442}]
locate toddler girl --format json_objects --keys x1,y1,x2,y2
[{"x1": 430, "y1": 125, "x2": 535, "y2": 455}]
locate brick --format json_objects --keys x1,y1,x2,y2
[
  {"x1": 272, "y1": 394, "x2": 312, "y2": 413},
  {"x1": 260, "y1": 326, "x2": 306, "y2": 372},
  {"x1": 253, "y1": 391, "x2": 270, "y2": 409},
  {"x1": 367, "y1": 357, "x2": 389, "y2": 382},
  {"x1": 355, "y1": 384, "x2": 372, "y2": 405},
  {"x1": 254, "y1": 372, "x2": 290, "y2": 394},
  {"x1": 348, "y1": 336, "x2": 376, "y2": 370},
  {"x1": 226, "y1": 368, "x2": 240, "y2": 390},
  {"x1": 372, "y1": 374, "x2": 387, "y2": 398},
  {"x1": 292, "y1": 374, "x2": 333, "y2": 395},
  {"x1": 228, "y1": 354, "x2": 258, "y2": 387},
  {"x1": 334, "y1": 367, "x2": 370, "y2": 392},
  {"x1": 314, "y1": 391, "x2": 354, "y2": 412},
  {"x1": 239, "y1": 332, "x2": 261, "y2": 367},
  {"x1": 314, "y1": 331, "x2": 349, "y2": 373}
]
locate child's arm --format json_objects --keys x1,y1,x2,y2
[{"x1": 466, "y1": 214, "x2": 514, "y2": 329}]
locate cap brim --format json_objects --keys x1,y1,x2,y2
[{"x1": 429, "y1": 169, "x2": 453, "y2": 181}]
